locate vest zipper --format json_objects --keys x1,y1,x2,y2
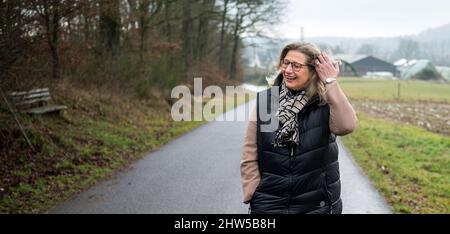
[{"x1": 287, "y1": 145, "x2": 294, "y2": 214}]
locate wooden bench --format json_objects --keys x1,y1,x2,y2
[{"x1": 9, "y1": 88, "x2": 67, "y2": 115}]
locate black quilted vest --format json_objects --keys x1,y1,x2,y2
[{"x1": 250, "y1": 75, "x2": 342, "y2": 214}]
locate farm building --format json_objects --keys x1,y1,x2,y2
[
  {"x1": 435, "y1": 66, "x2": 450, "y2": 81},
  {"x1": 394, "y1": 58, "x2": 417, "y2": 77},
  {"x1": 334, "y1": 54, "x2": 397, "y2": 77},
  {"x1": 397, "y1": 59, "x2": 444, "y2": 81}
]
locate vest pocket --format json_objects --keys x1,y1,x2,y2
[
  {"x1": 320, "y1": 171, "x2": 334, "y2": 214},
  {"x1": 321, "y1": 171, "x2": 333, "y2": 204},
  {"x1": 249, "y1": 175, "x2": 265, "y2": 202}
]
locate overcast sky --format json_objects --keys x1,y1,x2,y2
[{"x1": 270, "y1": 0, "x2": 450, "y2": 38}]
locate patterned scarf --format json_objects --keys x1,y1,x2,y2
[{"x1": 272, "y1": 80, "x2": 309, "y2": 148}]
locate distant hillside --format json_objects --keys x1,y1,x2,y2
[
  {"x1": 244, "y1": 23, "x2": 450, "y2": 69},
  {"x1": 416, "y1": 23, "x2": 450, "y2": 42}
]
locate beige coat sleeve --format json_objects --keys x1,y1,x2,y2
[
  {"x1": 324, "y1": 81, "x2": 358, "y2": 136},
  {"x1": 240, "y1": 106, "x2": 260, "y2": 204}
]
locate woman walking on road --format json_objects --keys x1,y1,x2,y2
[{"x1": 240, "y1": 42, "x2": 358, "y2": 214}]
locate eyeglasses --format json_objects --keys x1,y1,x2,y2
[{"x1": 280, "y1": 59, "x2": 311, "y2": 72}]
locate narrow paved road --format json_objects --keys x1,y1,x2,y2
[{"x1": 51, "y1": 100, "x2": 391, "y2": 214}]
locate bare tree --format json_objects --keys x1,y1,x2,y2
[
  {"x1": 98, "y1": 0, "x2": 121, "y2": 56},
  {"x1": 32, "y1": 0, "x2": 76, "y2": 79},
  {"x1": 218, "y1": 0, "x2": 230, "y2": 66},
  {"x1": 1, "y1": 0, "x2": 284, "y2": 89},
  {"x1": 194, "y1": 0, "x2": 216, "y2": 59},
  {"x1": 229, "y1": 0, "x2": 281, "y2": 80},
  {"x1": 394, "y1": 38, "x2": 420, "y2": 60},
  {"x1": 138, "y1": 0, "x2": 162, "y2": 60},
  {"x1": 357, "y1": 44, "x2": 377, "y2": 55},
  {"x1": 0, "y1": 1, "x2": 33, "y2": 83}
]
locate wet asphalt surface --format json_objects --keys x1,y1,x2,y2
[{"x1": 51, "y1": 100, "x2": 391, "y2": 214}]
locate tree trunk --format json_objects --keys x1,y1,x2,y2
[
  {"x1": 99, "y1": 0, "x2": 121, "y2": 56},
  {"x1": 164, "y1": 0, "x2": 172, "y2": 42},
  {"x1": 82, "y1": 2, "x2": 91, "y2": 42},
  {"x1": 218, "y1": 0, "x2": 229, "y2": 67},
  {"x1": 195, "y1": 0, "x2": 215, "y2": 59},
  {"x1": 138, "y1": 0, "x2": 150, "y2": 61},
  {"x1": 229, "y1": 5, "x2": 241, "y2": 80},
  {"x1": 45, "y1": 1, "x2": 61, "y2": 80},
  {"x1": 181, "y1": 0, "x2": 193, "y2": 69}
]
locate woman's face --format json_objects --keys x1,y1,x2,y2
[{"x1": 281, "y1": 50, "x2": 312, "y2": 91}]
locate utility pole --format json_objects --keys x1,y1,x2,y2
[{"x1": 300, "y1": 26, "x2": 304, "y2": 42}]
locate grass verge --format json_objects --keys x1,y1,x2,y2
[
  {"x1": 0, "y1": 84, "x2": 255, "y2": 213},
  {"x1": 339, "y1": 77, "x2": 450, "y2": 103},
  {"x1": 341, "y1": 112, "x2": 450, "y2": 213}
]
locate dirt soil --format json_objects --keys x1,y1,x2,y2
[{"x1": 349, "y1": 99, "x2": 450, "y2": 136}]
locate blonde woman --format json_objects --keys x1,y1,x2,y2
[{"x1": 240, "y1": 42, "x2": 358, "y2": 214}]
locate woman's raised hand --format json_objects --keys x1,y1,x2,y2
[{"x1": 315, "y1": 52, "x2": 340, "y2": 82}]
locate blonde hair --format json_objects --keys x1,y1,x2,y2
[{"x1": 278, "y1": 42, "x2": 327, "y2": 105}]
